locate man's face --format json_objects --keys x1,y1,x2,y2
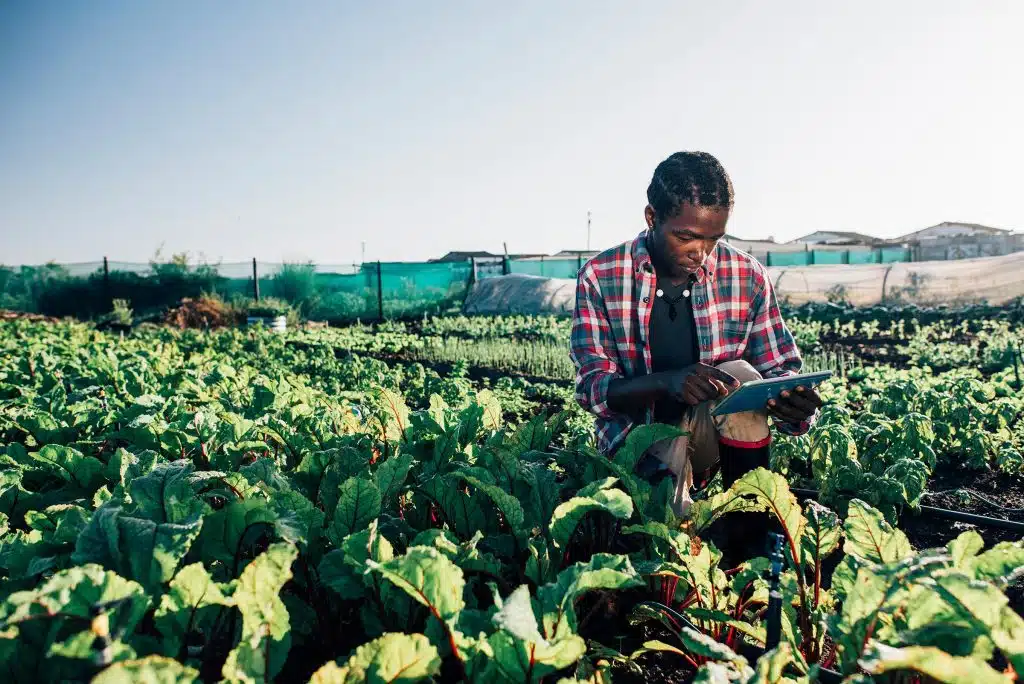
[{"x1": 645, "y1": 202, "x2": 729, "y2": 279}]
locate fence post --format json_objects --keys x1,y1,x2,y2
[
  {"x1": 503, "y1": 256, "x2": 510, "y2": 275},
  {"x1": 469, "y1": 257, "x2": 478, "y2": 286},
  {"x1": 252, "y1": 258, "x2": 260, "y2": 300},
  {"x1": 880, "y1": 264, "x2": 895, "y2": 304},
  {"x1": 376, "y1": 261, "x2": 384, "y2": 321},
  {"x1": 103, "y1": 257, "x2": 110, "y2": 309},
  {"x1": 577, "y1": 253, "x2": 583, "y2": 272},
  {"x1": 540, "y1": 255, "x2": 545, "y2": 277}
]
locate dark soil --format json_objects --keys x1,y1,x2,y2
[
  {"x1": 575, "y1": 589, "x2": 696, "y2": 683},
  {"x1": 898, "y1": 466, "x2": 1024, "y2": 615}
]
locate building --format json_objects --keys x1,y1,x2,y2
[
  {"x1": 552, "y1": 249, "x2": 601, "y2": 259},
  {"x1": 789, "y1": 231, "x2": 880, "y2": 246},
  {"x1": 430, "y1": 250, "x2": 548, "y2": 264},
  {"x1": 888, "y1": 222, "x2": 1021, "y2": 261},
  {"x1": 889, "y1": 222, "x2": 1012, "y2": 243}
]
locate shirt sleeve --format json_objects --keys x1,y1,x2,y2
[
  {"x1": 744, "y1": 269, "x2": 815, "y2": 436},
  {"x1": 569, "y1": 267, "x2": 620, "y2": 420}
]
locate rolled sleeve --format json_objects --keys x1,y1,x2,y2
[{"x1": 570, "y1": 267, "x2": 621, "y2": 421}]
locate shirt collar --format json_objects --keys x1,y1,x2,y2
[{"x1": 631, "y1": 229, "x2": 718, "y2": 284}]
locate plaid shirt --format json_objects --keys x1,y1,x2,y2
[{"x1": 570, "y1": 230, "x2": 812, "y2": 454}]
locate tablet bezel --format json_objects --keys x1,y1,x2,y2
[{"x1": 709, "y1": 370, "x2": 834, "y2": 417}]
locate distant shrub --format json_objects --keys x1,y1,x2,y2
[{"x1": 164, "y1": 294, "x2": 242, "y2": 329}]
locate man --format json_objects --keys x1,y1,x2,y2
[{"x1": 569, "y1": 151, "x2": 821, "y2": 557}]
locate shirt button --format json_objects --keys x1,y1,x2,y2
[{"x1": 642, "y1": 297, "x2": 649, "y2": 303}]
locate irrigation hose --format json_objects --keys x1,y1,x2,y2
[
  {"x1": 923, "y1": 488, "x2": 1024, "y2": 515},
  {"x1": 791, "y1": 487, "x2": 1024, "y2": 533}
]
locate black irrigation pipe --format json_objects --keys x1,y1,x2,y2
[{"x1": 790, "y1": 487, "x2": 1024, "y2": 534}]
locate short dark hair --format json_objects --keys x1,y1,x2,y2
[{"x1": 646, "y1": 151, "x2": 734, "y2": 222}]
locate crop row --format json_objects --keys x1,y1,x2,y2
[{"x1": 1, "y1": 320, "x2": 1023, "y2": 683}]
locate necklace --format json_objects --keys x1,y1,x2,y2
[{"x1": 655, "y1": 284, "x2": 691, "y2": 321}]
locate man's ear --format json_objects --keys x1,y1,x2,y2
[{"x1": 644, "y1": 205, "x2": 656, "y2": 231}]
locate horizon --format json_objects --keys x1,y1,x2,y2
[{"x1": 2, "y1": 2, "x2": 1022, "y2": 265}]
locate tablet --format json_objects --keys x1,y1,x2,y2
[{"x1": 709, "y1": 371, "x2": 833, "y2": 417}]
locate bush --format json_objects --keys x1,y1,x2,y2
[
  {"x1": 164, "y1": 294, "x2": 242, "y2": 329},
  {"x1": 271, "y1": 262, "x2": 318, "y2": 307}
]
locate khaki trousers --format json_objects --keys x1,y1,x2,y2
[{"x1": 645, "y1": 360, "x2": 770, "y2": 516}]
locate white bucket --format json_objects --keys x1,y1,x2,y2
[{"x1": 247, "y1": 315, "x2": 287, "y2": 333}]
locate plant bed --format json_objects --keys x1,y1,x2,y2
[{"x1": 922, "y1": 465, "x2": 1024, "y2": 521}]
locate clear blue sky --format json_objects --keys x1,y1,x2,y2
[{"x1": 2, "y1": 1, "x2": 1022, "y2": 265}]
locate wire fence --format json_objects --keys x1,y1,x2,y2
[
  {"x1": 0, "y1": 242, "x2": 1008, "y2": 322},
  {"x1": 0, "y1": 259, "x2": 473, "y2": 322}
]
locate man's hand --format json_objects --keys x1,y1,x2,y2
[
  {"x1": 767, "y1": 385, "x2": 822, "y2": 425},
  {"x1": 663, "y1": 363, "x2": 741, "y2": 406}
]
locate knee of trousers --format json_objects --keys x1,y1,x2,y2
[{"x1": 711, "y1": 360, "x2": 771, "y2": 446}]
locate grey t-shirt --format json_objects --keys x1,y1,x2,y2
[{"x1": 649, "y1": 273, "x2": 698, "y2": 425}]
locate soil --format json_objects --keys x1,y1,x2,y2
[
  {"x1": 0, "y1": 309, "x2": 60, "y2": 323},
  {"x1": 574, "y1": 589, "x2": 696, "y2": 683}
]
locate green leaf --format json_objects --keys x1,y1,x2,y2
[
  {"x1": 221, "y1": 543, "x2": 298, "y2": 684},
  {"x1": 549, "y1": 486, "x2": 633, "y2": 549},
  {"x1": 370, "y1": 388, "x2": 411, "y2": 442},
  {"x1": 487, "y1": 630, "x2": 587, "y2": 682},
  {"x1": 308, "y1": 632, "x2": 441, "y2": 683},
  {"x1": 328, "y1": 478, "x2": 383, "y2": 546},
  {"x1": 730, "y1": 468, "x2": 806, "y2": 566},
  {"x1": 685, "y1": 487, "x2": 765, "y2": 534},
  {"x1": 453, "y1": 472, "x2": 525, "y2": 532},
  {"x1": 685, "y1": 608, "x2": 767, "y2": 646},
  {"x1": 612, "y1": 423, "x2": 686, "y2": 472},
  {"x1": 965, "y1": 541, "x2": 1024, "y2": 586},
  {"x1": 538, "y1": 554, "x2": 643, "y2": 641},
  {"x1": 750, "y1": 643, "x2": 803, "y2": 684},
  {"x1": 843, "y1": 499, "x2": 912, "y2": 565},
  {"x1": 692, "y1": 661, "x2": 755, "y2": 683},
  {"x1": 26, "y1": 503, "x2": 90, "y2": 546},
  {"x1": 103, "y1": 448, "x2": 159, "y2": 490},
  {"x1": 0, "y1": 563, "x2": 149, "y2": 675},
  {"x1": 637, "y1": 625, "x2": 745, "y2": 663},
  {"x1": 859, "y1": 643, "x2": 1012, "y2": 684},
  {"x1": 492, "y1": 584, "x2": 546, "y2": 645},
  {"x1": 127, "y1": 460, "x2": 208, "y2": 524},
  {"x1": 948, "y1": 531, "x2": 986, "y2": 568},
  {"x1": 154, "y1": 563, "x2": 232, "y2": 657},
  {"x1": 92, "y1": 655, "x2": 201, "y2": 684},
  {"x1": 419, "y1": 477, "x2": 492, "y2": 539},
  {"x1": 29, "y1": 444, "x2": 103, "y2": 490},
  {"x1": 72, "y1": 504, "x2": 203, "y2": 592},
  {"x1": 319, "y1": 520, "x2": 394, "y2": 600},
  {"x1": 198, "y1": 498, "x2": 300, "y2": 572},
  {"x1": 373, "y1": 451, "x2": 414, "y2": 505},
  {"x1": 367, "y1": 546, "x2": 465, "y2": 621},
  {"x1": 829, "y1": 550, "x2": 952, "y2": 674},
  {"x1": 475, "y1": 390, "x2": 503, "y2": 431},
  {"x1": 799, "y1": 500, "x2": 841, "y2": 571}
]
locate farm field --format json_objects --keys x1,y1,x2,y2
[{"x1": 2, "y1": 309, "x2": 1024, "y2": 683}]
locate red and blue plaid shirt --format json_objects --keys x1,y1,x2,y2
[{"x1": 570, "y1": 230, "x2": 811, "y2": 454}]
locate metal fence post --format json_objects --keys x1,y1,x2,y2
[
  {"x1": 103, "y1": 257, "x2": 110, "y2": 309},
  {"x1": 503, "y1": 256, "x2": 510, "y2": 275},
  {"x1": 376, "y1": 261, "x2": 384, "y2": 321},
  {"x1": 252, "y1": 258, "x2": 260, "y2": 300}
]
